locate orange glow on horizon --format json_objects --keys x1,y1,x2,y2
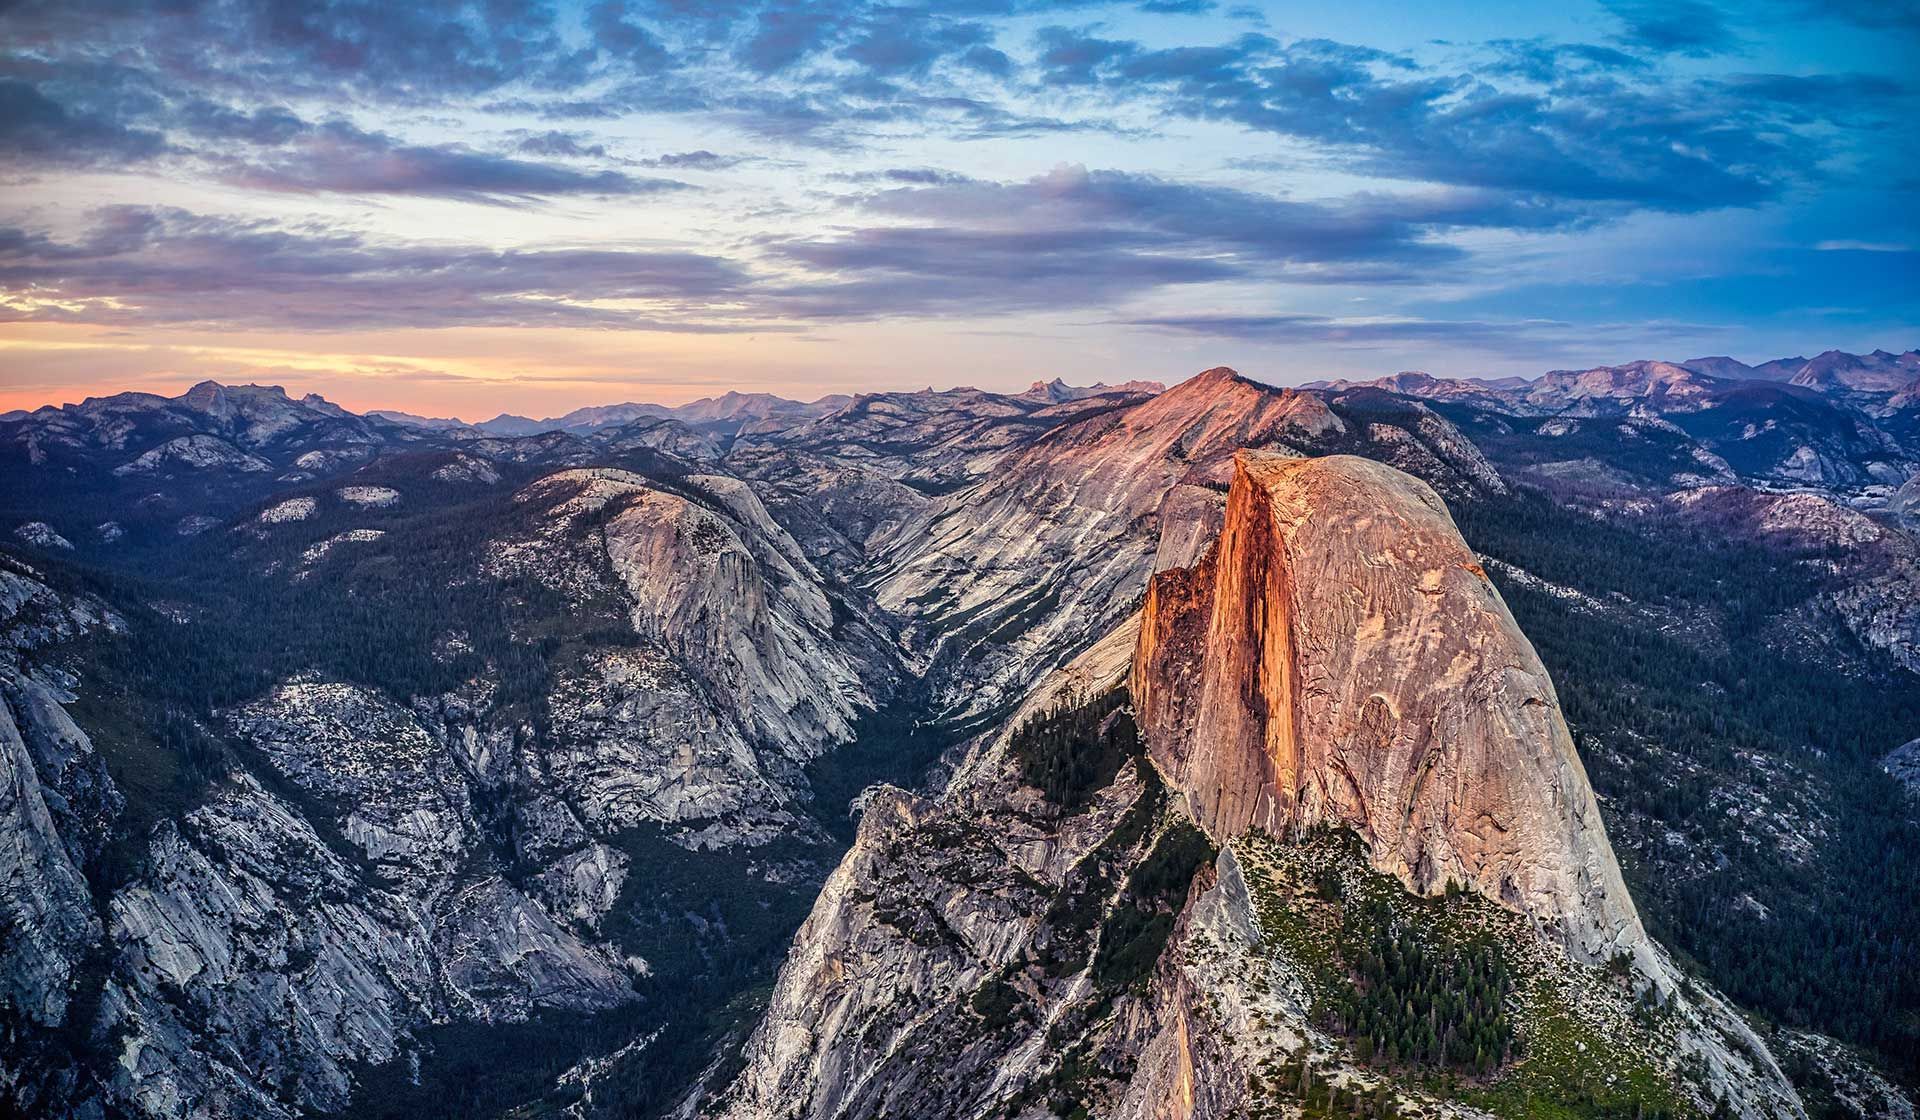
[{"x1": 0, "y1": 321, "x2": 878, "y2": 418}]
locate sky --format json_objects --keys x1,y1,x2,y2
[{"x1": 1, "y1": 0, "x2": 1916, "y2": 419}]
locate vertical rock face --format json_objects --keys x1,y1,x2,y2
[
  {"x1": 1132, "y1": 452, "x2": 1645, "y2": 964},
  {"x1": 0, "y1": 683, "x2": 101, "y2": 1029},
  {"x1": 0, "y1": 561, "x2": 123, "y2": 1043}
]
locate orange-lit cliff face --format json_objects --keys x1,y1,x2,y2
[{"x1": 1133, "y1": 451, "x2": 1648, "y2": 965}]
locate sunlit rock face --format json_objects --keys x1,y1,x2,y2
[{"x1": 1133, "y1": 451, "x2": 1645, "y2": 966}]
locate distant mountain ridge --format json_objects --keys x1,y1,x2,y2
[
  {"x1": 460, "y1": 392, "x2": 843, "y2": 436},
  {"x1": 359, "y1": 385, "x2": 1163, "y2": 438},
  {"x1": 1302, "y1": 348, "x2": 1920, "y2": 495},
  {"x1": 17, "y1": 349, "x2": 1912, "y2": 439},
  {"x1": 1306, "y1": 347, "x2": 1919, "y2": 398},
  {"x1": 1015, "y1": 376, "x2": 1166, "y2": 403}
]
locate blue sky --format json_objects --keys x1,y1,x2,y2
[{"x1": 0, "y1": 0, "x2": 1914, "y2": 416}]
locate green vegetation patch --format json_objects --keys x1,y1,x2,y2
[
  {"x1": 1235, "y1": 828, "x2": 1699, "y2": 1120},
  {"x1": 1090, "y1": 817, "x2": 1216, "y2": 997},
  {"x1": 1007, "y1": 685, "x2": 1139, "y2": 812}
]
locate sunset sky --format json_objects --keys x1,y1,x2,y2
[{"x1": 2, "y1": 0, "x2": 1915, "y2": 419}]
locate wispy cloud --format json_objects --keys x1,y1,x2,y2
[
  {"x1": 0, "y1": 207, "x2": 760, "y2": 331},
  {"x1": 1125, "y1": 311, "x2": 1731, "y2": 357},
  {"x1": 211, "y1": 122, "x2": 688, "y2": 203},
  {"x1": 1600, "y1": 0, "x2": 1740, "y2": 57}
]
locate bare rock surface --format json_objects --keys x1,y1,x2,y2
[
  {"x1": 113, "y1": 434, "x2": 273, "y2": 475},
  {"x1": 1133, "y1": 452, "x2": 1644, "y2": 965},
  {"x1": 1886, "y1": 738, "x2": 1920, "y2": 794},
  {"x1": 0, "y1": 678, "x2": 102, "y2": 1030},
  {"x1": 11, "y1": 521, "x2": 74, "y2": 550},
  {"x1": 733, "y1": 386, "x2": 1059, "y2": 490}
]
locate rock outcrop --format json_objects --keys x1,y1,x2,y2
[
  {"x1": 491, "y1": 467, "x2": 881, "y2": 839},
  {"x1": 710, "y1": 621, "x2": 1159, "y2": 1120},
  {"x1": 1133, "y1": 452, "x2": 1643, "y2": 965},
  {"x1": 1894, "y1": 471, "x2": 1920, "y2": 531}
]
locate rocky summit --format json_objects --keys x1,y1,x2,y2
[
  {"x1": 1, "y1": 360, "x2": 1917, "y2": 1120},
  {"x1": 1133, "y1": 453, "x2": 1645, "y2": 963}
]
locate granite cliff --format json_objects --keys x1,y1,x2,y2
[{"x1": 1133, "y1": 453, "x2": 1641, "y2": 964}]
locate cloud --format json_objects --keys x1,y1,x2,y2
[
  {"x1": 856, "y1": 163, "x2": 1587, "y2": 253},
  {"x1": 740, "y1": 4, "x2": 850, "y2": 74},
  {"x1": 0, "y1": 206, "x2": 759, "y2": 332},
  {"x1": 1127, "y1": 312, "x2": 1557, "y2": 346},
  {"x1": 867, "y1": 167, "x2": 976, "y2": 185},
  {"x1": 1482, "y1": 39, "x2": 1650, "y2": 83},
  {"x1": 2, "y1": 1, "x2": 598, "y2": 108},
  {"x1": 1814, "y1": 239, "x2": 1912, "y2": 252},
  {"x1": 8, "y1": 162, "x2": 1585, "y2": 333},
  {"x1": 0, "y1": 59, "x2": 681, "y2": 202},
  {"x1": 585, "y1": 1, "x2": 675, "y2": 68},
  {"x1": 512, "y1": 130, "x2": 612, "y2": 159},
  {"x1": 0, "y1": 78, "x2": 167, "y2": 166},
  {"x1": 754, "y1": 165, "x2": 1605, "y2": 319},
  {"x1": 1029, "y1": 30, "x2": 1906, "y2": 213},
  {"x1": 766, "y1": 225, "x2": 1239, "y2": 318},
  {"x1": 1034, "y1": 27, "x2": 1140, "y2": 85},
  {"x1": 174, "y1": 100, "x2": 311, "y2": 145},
  {"x1": 212, "y1": 122, "x2": 686, "y2": 202},
  {"x1": 840, "y1": 15, "x2": 996, "y2": 77},
  {"x1": 639, "y1": 149, "x2": 747, "y2": 170},
  {"x1": 1717, "y1": 71, "x2": 1906, "y2": 121},
  {"x1": 1601, "y1": 0, "x2": 1739, "y2": 57},
  {"x1": 1124, "y1": 311, "x2": 1727, "y2": 356},
  {"x1": 1807, "y1": 0, "x2": 1920, "y2": 32}
]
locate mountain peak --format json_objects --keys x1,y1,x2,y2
[
  {"x1": 1144, "y1": 365, "x2": 1262, "y2": 407},
  {"x1": 181, "y1": 379, "x2": 292, "y2": 402},
  {"x1": 1015, "y1": 377, "x2": 1166, "y2": 404},
  {"x1": 178, "y1": 380, "x2": 230, "y2": 410},
  {"x1": 1185, "y1": 365, "x2": 1245, "y2": 388}
]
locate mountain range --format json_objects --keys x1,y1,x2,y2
[{"x1": 1, "y1": 350, "x2": 1917, "y2": 1120}]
